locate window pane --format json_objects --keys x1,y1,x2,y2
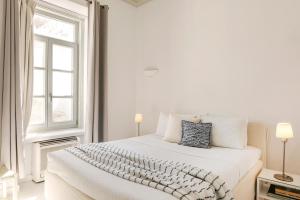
[
  {"x1": 34, "y1": 40, "x2": 46, "y2": 68},
  {"x1": 33, "y1": 69, "x2": 45, "y2": 96},
  {"x1": 52, "y1": 45, "x2": 74, "y2": 71},
  {"x1": 30, "y1": 98, "x2": 45, "y2": 125},
  {"x1": 52, "y1": 71, "x2": 73, "y2": 96},
  {"x1": 33, "y1": 14, "x2": 75, "y2": 42},
  {"x1": 52, "y1": 98, "x2": 73, "y2": 122}
]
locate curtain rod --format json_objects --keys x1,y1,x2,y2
[{"x1": 86, "y1": 0, "x2": 109, "y2": 8}]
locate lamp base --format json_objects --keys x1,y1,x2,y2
[{"x1": 274, "y1": 174, "x2": 293, "y2": 182}]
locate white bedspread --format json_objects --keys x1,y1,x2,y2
[{"x1": 47, "y1": 134, "x2": 261, "y2": 200}]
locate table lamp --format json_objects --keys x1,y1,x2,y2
[
  {"x1": 274, "y1": 123, "x2": 294, "y2": 182},
  {"x1": 135, "y1": 114, "x2": 143, "y2": 136}
]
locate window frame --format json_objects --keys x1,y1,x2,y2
[{"x1": 29, "y1": 4, "x2": 85, "y2": 133}]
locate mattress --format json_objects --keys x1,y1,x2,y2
[{"x1": 47, "y1": 134, "x2": 261, "y2": 200}]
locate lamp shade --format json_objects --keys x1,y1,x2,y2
[
  {"x1": 135, "y1": 114, "x2": 143, "y2": 123},
  {"x1": 276, "y1": 123, "x2": 294, "y2": 139}
]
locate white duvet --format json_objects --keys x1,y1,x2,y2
[{"x1": 47, "y1": 134, "x2": 261, "y2": 200}]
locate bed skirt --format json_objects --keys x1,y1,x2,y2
[{"x1": 45, "y1": 160, "x2": 262, "y2": 200}]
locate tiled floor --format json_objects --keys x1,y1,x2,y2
[{"x1": 18, "y1": 181, "x2": 44, "y2": 200}]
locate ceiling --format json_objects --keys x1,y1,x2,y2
[{"x1": 123, "y1": 0, "x2": 152, "y2": 7}]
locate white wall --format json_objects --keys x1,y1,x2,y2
[
  {"x1": 136, "y1": 0, "x2": 300, "y2": 174},
  {"x1": 100, "y1": 0, "x2": 137, "y2": 140}
]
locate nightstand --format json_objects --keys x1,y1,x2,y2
[{"x1": 257, "y1": 168, "x2": 300, "y2": 200}]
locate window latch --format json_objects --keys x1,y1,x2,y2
[{"x1": 49, "y1": 93, "x2": 53, "y2": 103}]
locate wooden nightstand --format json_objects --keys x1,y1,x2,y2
[{"x1": 257, "y1": 168, "x2": 300, "y2": 200}]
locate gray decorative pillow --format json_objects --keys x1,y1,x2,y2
[{"x1": 179, "y1": 120, "x2": 212, "y2": 148}]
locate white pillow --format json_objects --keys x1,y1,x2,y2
[
  {"x1": 201, "y1": 114, "x2": 248, "y2": 149},
  {"x1": 163, "y1": 114, "x2": 201, "y2": 143},
  {"x1": 156, "y1": 112, "x2": 169, "y2": 136}
]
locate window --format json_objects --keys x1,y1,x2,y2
[{"x1": 30, "y1": 8, "x2": 81, "y2": 131}]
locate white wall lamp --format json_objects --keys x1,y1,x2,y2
[{"x1": 144, "y1": 67, "x2": 159, "y2": 77}]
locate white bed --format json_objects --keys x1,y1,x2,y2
[{"x1": 45, "y1": 123, "x2": 267, "y2": 200}]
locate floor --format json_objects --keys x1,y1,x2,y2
[{"x1": 18, "y1": 181, "x2": 44, "y2": 200}]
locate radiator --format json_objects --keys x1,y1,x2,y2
[{"x1": 32, "y1": 136, "x2": 79, "y2": 183}]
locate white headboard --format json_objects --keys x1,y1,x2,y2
[{"x1": 247, "y1": 122, "x2": 268, "y2": 167}]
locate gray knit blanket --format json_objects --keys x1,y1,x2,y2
[{"x1": 66, "y1": 143, "x2": 233, "y2": 200}]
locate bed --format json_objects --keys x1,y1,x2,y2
[{"x1": 45, "y1": 123, "x2": 267, "y2": 200}]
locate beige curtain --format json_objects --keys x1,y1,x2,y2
[
  {"x1": 85, "y1": 1, "x2": 108, "y2": 143},
  {"x1": 20, "y1": 0, "x2": 37, "y2": 133},
  {"x1": 0, "y1": 0, "x2": 37, "y2": 177}
]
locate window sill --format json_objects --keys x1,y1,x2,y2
[{"x1": 24, "y1": 128, "x2": 84, "y2": 144}]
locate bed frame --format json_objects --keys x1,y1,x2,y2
[
  {"x1": 247, "y1": 122, "x2": 268, "y2": 167},
  {"x1": 45, "y1": 123, "x2": 267, "y2": 200}
]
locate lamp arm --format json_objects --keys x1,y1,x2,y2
[
  {"x1": 137, "y1": 123, "x2": 141, "y2": 136},
  {"x1": 283, "y1": 139, "x2": 287, "y2": 176},
  {"x1": 274, "y1": 139, "x2": 293, "y2": 182}
]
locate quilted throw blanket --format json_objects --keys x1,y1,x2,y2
[{"x1": 66, "y1": 143, "x2": 233, "y2": 200}]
